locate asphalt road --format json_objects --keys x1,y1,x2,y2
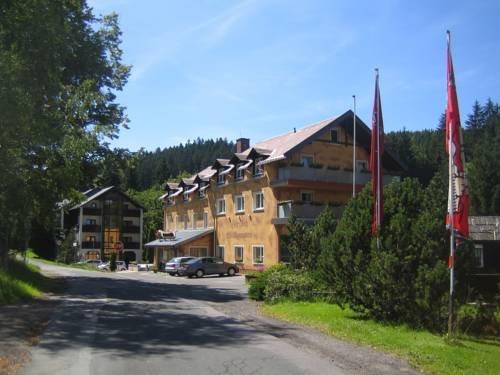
[{"x1": 21, "y1": 263, "x2": 418, "y2": 375}]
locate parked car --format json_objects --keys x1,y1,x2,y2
[
  {"x1": 85, "y1": 259, "x2": 104, "y2": 267},
  {"x1": 164, "y1": 257, "x2": 195, "y2": 276},
  {"x1": 98, "y1": 261, "x2": 127, "y2": 271},
  {"x1": 178, "y1": 257, "x2": 239, "y2": 278}
]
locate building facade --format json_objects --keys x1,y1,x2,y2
[
  {"x1": 60, "y1": 187, "x2": 144, "y2": 262},
  {"x1": 147, "y1": 111, "x2": 403, "y2": 270}
]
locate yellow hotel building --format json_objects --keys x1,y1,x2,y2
[{"x1": 146, "y1": 110, "x2": 402, "y2": 271}]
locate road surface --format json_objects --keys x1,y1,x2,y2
[{"x1": 21, "y1": 262, "x2": 417, "y2": 375}]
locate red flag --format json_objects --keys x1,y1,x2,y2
[
  {"x1": 445, "y1": 31, "x2": 469, "y2": 238},
  {"x1": 370, "y1": 69, "x2": 384, "y2": 235}
]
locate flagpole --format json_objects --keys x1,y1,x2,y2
[
  {"x1": 376, "y1": 68, "x2": 381, "y2": 249},
  {"x1": 447, "y1": 29, "x2": 455, "y2": 337},
  {"x1": 352, "y1": 94, "x2": 357, "y2": 197}
]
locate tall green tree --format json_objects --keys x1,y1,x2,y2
[{"x1": 0, "y1": 0, "x2": 130, "y2": 262}]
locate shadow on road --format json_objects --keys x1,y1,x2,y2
[{"x1": 33, "y1": 275, "x2": 279, "y2": 359}]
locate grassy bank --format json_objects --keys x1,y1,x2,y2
[
  {"x1": 25, "y1": 250, "x2": 96, "y2": 271},
  {"x1": 0, "y1": 259, "x2": 53, "y2": 304},
  {"x1": 262, "y1": 302, "x2": 500, "y2": 375}
]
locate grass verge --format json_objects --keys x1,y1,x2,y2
[
  {"x1": 262, "y1": 301, "x2": 500, "y2": 375},
  {"x1": 0, "y1": 258, "x2": 53, "y2": 304},
  {"x1": 25, "y1": 250, "x2": 96, "y2": 271}
]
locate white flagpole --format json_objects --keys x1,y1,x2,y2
[
  {"x1": 376, "y1": 68, "x2": 381, "y2": 247},
  {"x1": 353, "y1": 94, "x2": 357, "y2": 197},
  {"x1": 447, "y1": 30, "x2": 455, "y2": 337}
]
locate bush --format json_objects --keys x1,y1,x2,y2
[
  {"x1": 265, "y1": 269, "x2": 322, "y2": 303},
  {"x1": 458, "y1": 302, "x2": 500, "y2": 336},
  {"x1": 248, "y1": 264, "x2": 288, "y2": 301}
]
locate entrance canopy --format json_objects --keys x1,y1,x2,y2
[{"x1": 144, "y1": 228, "x2": 214, "y2": 248}]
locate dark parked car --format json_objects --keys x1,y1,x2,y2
[
  {"x1": 178, "y1": 257, "x2": 239, "y2": 278},
  {"x1": 164, "y1": 257, "x2": 195, "y2": 276}
]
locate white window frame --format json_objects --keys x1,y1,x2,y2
[
  {"x1": 253, "y1": 191, "x2": 264, "y2": 211},
  {"x1": 252, "y1": 245, "x2": 264, "y2": 264},
  {"x1": 474, "y1": 244, "x2": 484, "y2": 268},
  {"x1": 199, "y1": 188, "x2": 206, "y2": 199},
  {"x1": 234, "y1": 194, "x2": 245, "y2": 213},
  {"x1": 234, "y1": 245, "x2": 244, "y2": 263},
  {"x1": 216, "y1": 245, "x2": 224, "y2": 259},
  {"x1": 183, "y1": 191, "x2": 189, "y2": 202},
  {"x1": 217, "y1": 168, "x2": 225, "y2": 185},
  {"x1": 253, "y1": 157, "x2": 264, "y2": 176},
  {"x1": 235, "y1": 166, "x2": 245, "y2": 181},
  {"x1": 216, "y1": 198, "x2": 226, "y2": 215},
  {"x1": 301, "y1": 190, "x2": 313, "y2": 203}
]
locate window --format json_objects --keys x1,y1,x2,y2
[
  {"x1": 253, "y1": 191, "x2": 264, "y2": 211},
  {"x1": 85, "y1": 218, "x2": 96, "y2": 225},
  {"x1": 216, "y1": 198, "x2": 226, "y2": 215},
  {"x1": 183, "y1": 192, "x2": 189, "y2": 202},
  {"x1": 301, "y1": 191, "x2": 313, "y2": 203},
  {"x1": 253, "y1": 157, "x2": 264, "y2": 176},
  {"x1": 331, "y1": 129, "x2": 340, "y2": 143},
  {"x1": 234, "y1": 194, "x2": 245, "y2": 213},
  {"x1": 123, "y1": 220, "x2": 132, "y2": 227},
  {"x1": 184, "y1": 215, "x2": 188, "y2": 230},
  {"x1": 357, "y1": 160, "x2": 368, "y2": 172},
  {"x1": 199, "y1": 185, "x2": 206, "y2": 198},
  {"x1": 301, "y1": 155, "x2": 314, "y2": 167},
  {"x1": 123, "y1": 236, "x2": 132, "y2": 243},
  {"x1": 86, "y1": 235, "x2": 96, "y2": 242},
  {"x1": 190, "y1": 247, "x2": 208, "y2": 257},
  {"x1": 234, "y1": 246, "x2": 244, "y2": 263},
  {"x1": 235, "y1": 166, "x2": 245, "y2": 181},
  {"x1": 216, "y1": 245, "x2": 224, "y2": 259},
  {"x1": 167, "y1": 196, "x2": 175, "y2": 206},
  {"x1": 474, "y1": 244, "x2": 484, "y2": 268},
  {"x1": 217, "y1": 168, "x2": 225, "y2": 185},
  {"x1": 203, "y1": 212, "x2": 208, "y2": 228},
  {"x1": 253, "y1": 246, "x2": 264, "y2": 264}
]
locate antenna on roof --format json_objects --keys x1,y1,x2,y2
[{"x1": 293, "y1": 127, "x2": 296, "y2": 133}]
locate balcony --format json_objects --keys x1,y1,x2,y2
[
  {"x1": 81, "y1": 241, "x2": 101, "y2": 249},
  {"x1": 123, "y1": 209, "x2": 141, "y2": 217},
  {"x1": 272, "y1": 166, "x2": 397, "y2": 188},
  {"x1": 83, "y1": 208, "x2": 101, "y2": 216},
  {"x1": 272, "y1": 201, "x2": 344, "y2": 225},
  {"x1": 122, "y1": 225, "x2": 140, "y2": 234},
  {"x1": 123, "y1": 242, "x2": 140, "y2": 249},
  {"x1": 82, "y1": 224, "x2": 101, "y2": 233}
]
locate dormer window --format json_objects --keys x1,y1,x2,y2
[
  {"x1": 217, "y1": 168, "x2": 225, "y2": 185},
  {"x1": 253, "y1": 157, "x2": 264, "y2": 176},
  {"x1": 183, "y1": 192, "x2": 189, "y2": 202},
  {"x1": 167, "y1": 196, "x2": 175, "y2": 206},
  {"x1": 235, "y1": 165, "x2": 244, "y2": 181}
]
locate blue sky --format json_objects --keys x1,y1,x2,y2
[{"x1": 88, "y1": 0, "x2": 500, "y2": 151}]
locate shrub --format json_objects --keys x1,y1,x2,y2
[
  {"x1": 264, "y1": 269, "x2": 322, "y2": 303},
  {"x1": 248, "y1": 264, "x2": 288, "y2": 301},
  {"x1": 458, "y1": 302, "x2": 500, "y2": 336}
]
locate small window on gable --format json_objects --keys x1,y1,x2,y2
[
  {"x1": 235, "y1": 166, "x2": 244, "y2": 181},
  {"x1": 183, "y1": 192, "x2": 189, "y2": 202},
  {"x1": 474, "y1": 244, "x2": 484, "y2": 268},
  {"x1": 253, "y1": 157, "x2": 264, "y2": 176},
  {"x1": 301, "y1": 155, "x2": 314, "y2": 167},
  {"x1": 217, "y1": 168, "x2": 225, "y2": 185},
  {"x1": 216, "y1": 198, "x2": 226, "y2": 215},
  {"x1": 331, "y1": 129, "x2": 340, "y2": 143}
]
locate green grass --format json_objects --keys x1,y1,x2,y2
[
  {"x1": 0, "y1": 258, "x2": 53, "y2": 304},
  {"x1": 262, "y1": 302, "x2": 500, "y2": 375},
  {"x1": 25, "y1": 250, "x2": 97, "y2": 271}
]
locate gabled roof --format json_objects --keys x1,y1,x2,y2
[
  {"x1": 212, "y1": 158, "x2": 231, "y2": 169},
  {"x1": 144, "y1": 228, "x2": 214, "y2": 248},
  {"x1": 70, "y1": 186, "x2": 144, "y2": 210}
]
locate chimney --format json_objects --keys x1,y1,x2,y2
[{"x1": 236, "y1": 138, "x2": 250, "y2": 153}]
